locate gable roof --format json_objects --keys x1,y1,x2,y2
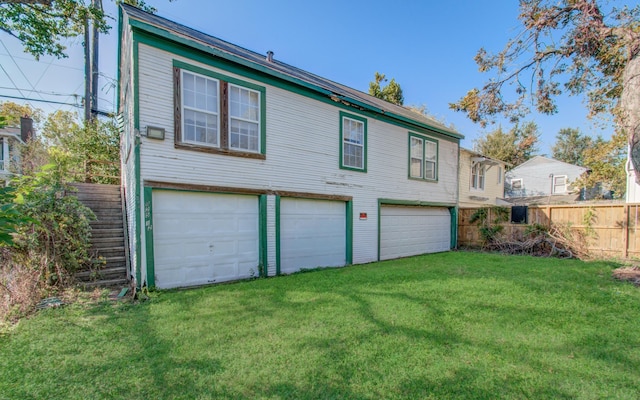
[
  {"x1": 510, "y1": 155, "x2": 588, "y2": 173},
  {"x1": 120, "y1": 4, "x2": 463, "y2": 141}
]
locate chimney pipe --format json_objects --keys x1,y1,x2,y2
[
  {"x1": 266, "y1": 51, "x2": 274, "y2": 62},
  {"x1": 20, "y1": 116, "x2": 33, "y2": 142}
]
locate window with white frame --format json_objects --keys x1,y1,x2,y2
[
  {"x1": 174, "y1": 62, "x2": 265, "y2": 157},
  {"x1": 511, "y1": 178, "x2": 523, "y2": 190},
  {"x1": 553, "y1": 175, "x2": 567, "y2": 193},
  {"x1": 409, "y1": 133, "x2": 438, "y2": 181},
  {"x1": 181, "y1": 70, "x2": 219, "y2": 146},
  {"x1": 471, "y1": 163, "x2": 485, "y2": 190},
  {"x1": 340, "y1": 112, "x2": 367, "y2": 171},
  {"x1": 229, "y1": 84, "x2": 260, "y2": 152}
]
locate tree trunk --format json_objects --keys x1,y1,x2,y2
[{"x1": 622, "y1": 56, "x2": 640, "y2": 184}]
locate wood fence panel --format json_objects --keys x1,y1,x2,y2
[{"x1": 457, "y1": 204, "x2": 640, "y2": 259}]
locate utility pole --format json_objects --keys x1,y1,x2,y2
[
  {"x1": 84, "y1": 0, "x2": 102, "y2": 121},
  {"x1": 91, "y1": 0, "x2": 102, "y2": 118}
]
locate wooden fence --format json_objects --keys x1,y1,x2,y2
[{"x1": 458, "y1": 204, "x2": 640, "y2": 259}]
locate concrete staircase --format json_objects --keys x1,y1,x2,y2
[{"x1": 73, "y1": 183, "x2": 129, "y2": 288}]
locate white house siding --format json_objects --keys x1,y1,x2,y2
[
  {"x1": 119, "y1": 22, "x2": 139, "y2": 285},
  {"x1": 458, "y1": 149, "x2": 505, "y2": 207},
  {"x1": 506, "y1": 156, "x2": 587, "y2": 198},
  {"x1": 133, "y1": 43, "x2": 459, "y2": 281}
]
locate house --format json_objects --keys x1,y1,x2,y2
[
  {"x1": 626, "y1": 147, "x2": 640, "y2": 202},
  {"x1": 117, "y1": 4, "x2": 464, "y2": 289},
  {"x1": 505, "y1": 155, "x2": 589, "y2": 202},
  {"x1": 0, "y1": 117, "x2": 33, "y2": 184},
  {"x1": 458, "y1": 148, "x2": 507, "y2": 207}
]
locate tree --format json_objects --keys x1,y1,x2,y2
[
  {"x1": 0, "y1": 101, "x2": 42, "y2": 126},
  {"x1": 474, "y1": 121, "x2": 540, "y2": 167},
  {"x1": 577, "y1": 129, "x2": 626, "y2": 197},
  {"x1": 450, "y1": 1, "x2": 640, "y2": 179},
  {"x1": 0, "y1": 0, "x2": 161, "y2": 59},
  {"x1": 369, "y1": 72, "x2": 404, "y2": 105},
  {"x1": 551, "y1": 128, "x2": 593, "y2": 165}
]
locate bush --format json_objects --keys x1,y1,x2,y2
[{"x1": 0, "y1": 152, "x2": 95, "y2": 324}]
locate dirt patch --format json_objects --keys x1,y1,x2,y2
[{"x1": 612, "y1": 266, "x2": 640, "y2": 286}]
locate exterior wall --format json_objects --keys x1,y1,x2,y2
[
  {"x1": 506, "y1": 156, "x2": 587, "y2": 198},
  {"x1": 132, "y1": 42, "x2": 459, "y2": 274},
  {"x1": 119, "y1": 19, "x2": 140, "y2": 284},
  {"x1": 458, "y1": 149, "x2": 505, "y2": 207}
]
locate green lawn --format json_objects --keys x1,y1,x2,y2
[{"x1": 1, "y1": 252, "x2": 639, "y2": 399}]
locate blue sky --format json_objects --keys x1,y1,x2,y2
[{"x1": 0, "y1": 0, "x2": 616, "y2": 154}]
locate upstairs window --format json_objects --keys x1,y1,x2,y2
[
  {"x1": 511, "y1": 179, "x2": 523, "y2": 190},
  {"x1": 339, "y1": 112, "x2": 367, "y2": 171},
  {"x1": 174, "y1": 61, "x2": 265, "y2": 158},
  {"x1": 471, "y1": 163, "x2": 485, "y2": 190},
  {"x1": 409, "y1": 133, "x2": 438, "y2": 181},
  {"x1": 553, "y1": 175, "x2": 567, "y2": 193}
]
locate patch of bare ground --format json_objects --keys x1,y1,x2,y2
[{"x1": 612, "y1": 266, "x2": 640, "y2": 286}]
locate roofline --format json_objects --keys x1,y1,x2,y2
[
  {"x1": 460, "y1": 147, "x2": 510, "y2": 166},
  {"x1": 511, "y1": 155, "x2": 588, "y2": 172},
  {"x1": 120, "y1": 4, "x2": 463, "y2": 141}
]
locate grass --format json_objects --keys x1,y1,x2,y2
[{"x1": 1, "y1": 251, "x2": 639, "y2": 399}]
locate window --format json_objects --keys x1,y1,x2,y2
[
  {"x1": 0, "y1": 138, "x2": 4, "y2": 170},
  {"x1": 174, "y1": 61, "x2": 265, "y2": 158},
  {"x1": 471, "y1": 163, "x2": 485, "y2": 190},
  {"x1": 181, "y1": 70, "x2": 219, "y2": 146},
  {"x1": 339, "y1": 112, "x2": 367, "y2": 171},
  {"x1": 511, "y1": 179, "x2": 523, "y2": 190},
  {"x1": 553, "y1": 175, "x2": 567, "y2": 194},
  {"x1": 497, "y1": 166, "x2": 502, "y2": 184},
  {"x1": 408, "y1": 133, "x2": 438, "y2": 181}
]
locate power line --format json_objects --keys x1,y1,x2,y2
[
  {"x1": 0, "y1": 86, "x2": 80, "y2": 97},
  {"x1": 0, "y1": 94, "x2": 81, "y2": 107}
]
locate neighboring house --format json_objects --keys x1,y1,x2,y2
[
  {"x1": 626, "y1": 147, "x2": 640, "y2": 202},
  {"x1": 0, "y1": 117, "x2": 33, "y2": 184},
  {"x1": 505, "y1": 155, "x2": 589, "y2": 201},
  {"x1": 458, "y1": 148, "x2": 507, "y2": 207},
  {"x1": 118, "y1": 4, "x2": 464, "y2": 289}
]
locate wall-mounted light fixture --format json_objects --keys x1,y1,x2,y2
[{"x1": 145, "y1": 126, "x2": 165, "y2": 140}]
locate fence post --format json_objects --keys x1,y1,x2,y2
[{"x1": 623, "y1": 204, "x2": 629, "y2": 259}]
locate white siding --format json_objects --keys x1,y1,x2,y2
[
  {"x1": 266, "y1": 195, "x2": 277, "y2": 276},
  {"x1": 132, "y1": 43, "x2": 459, "y2": 281},
  {"x1": 459, "y1": 149, "x2": 506, "y2": 207}
]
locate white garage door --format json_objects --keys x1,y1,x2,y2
[
  {"x1": 380, "y1": 205, "x2": 451, "y2": 261},
  {"x1": 280, "y1": 198, "x2": 346, "y2": 274},
  {"x1": 152, "y1": 190, "x2": 259, "y2": 289}
]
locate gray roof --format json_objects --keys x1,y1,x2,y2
[{"x1": 121, "y1": 4, "x2": 462, "y2": 140}]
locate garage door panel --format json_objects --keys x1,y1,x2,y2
[
  {"x1": 280, "y1": 198, "x2": 346, "y2": 274},
  {"x1": 152, "y1": 191, "x2": 259, "y2": 289},
  {"x1": 380, "y1": 206, "x2": 450, "y2": 261}
]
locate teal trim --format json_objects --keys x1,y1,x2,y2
[
  {"x1": 275, "y1": 195, "x2": 281, "y2": 275},
  {"x1": 143, "y1": 186, "x2": 155, "y2": 288},
  {"x1": 131, "y1": 29, "x2": 461, "y2": 144},
  {"x1": 450, "y1": 207, "x2": 458, "y2": 249},
  {"x1": 174, "y1": 60, "x2": 267, "y2": 154},
  {"x1": 339, "y1": 111, "x2": 367, "y2": 173},
  {"x1": 377, "y1": 200, "x2": 381, "y2": 261},
  {"x1": 408, "y1": 132, "x2": 439, "y2": 182},
  {"x1": 259, "y1": 195, "x2": 268, "y2": 277},
  {"x1": 346, "y1": 200, "x2": 353, "y2": 264}
]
